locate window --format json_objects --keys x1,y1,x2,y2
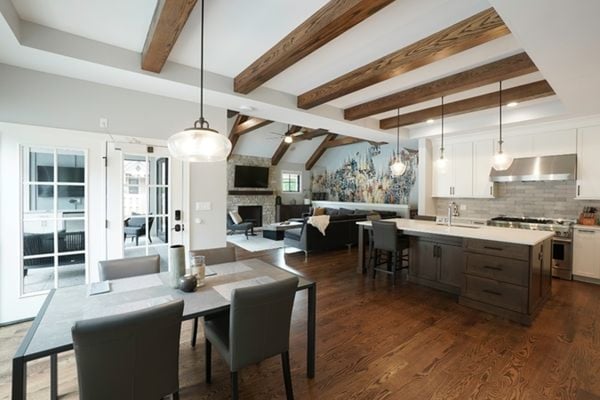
[
  {"x1": 21, "y1": 147, "x2": 87, "y2": 294},
  {"x1": 281, "y1": 172, "x2": 301, "y2": 193}
]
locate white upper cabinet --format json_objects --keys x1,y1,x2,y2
[
  {"x1": 472, "y1": 138, "x2": 495, "y2": 198},
  {"x1": 495, "y1": 134, "x2": 533, "y2": 158},
  {"x1": 576, "y1": 126, "x2": 600, "y2": 199},
  {"x1": 432, "y1": 142, "x2": 472, "y2": 198},
  {"x1": 533, "y1": 129, "x2": 576, "y2": 156}
]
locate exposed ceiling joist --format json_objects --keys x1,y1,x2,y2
[
  {"x1": 234, "y1": 0, "x2": 395, "y2": 94},
  {"x1": 344, "y1": 52, "x2": 537, "y2": 120},
  {"x1": 379, "y1": 80, "x2": 555, "y2": 129},
  {"x1": 306, "y1": 134, "x2": 338, "y2": 170},
  {"x1": 271, "y1": 125, "x2": 302, "y2": 166},
  {"x1": 296, "y1": 128, "x2": 329, "y2": 141},
  {"x1": 297, "y1": 8, "x2": 510, "y2": 109},
  {"x1": 323, "y1": 136, "x2": 366, "y2": 148},
  {"x1": 231, "y1": 116, "x2": 272, "y2": 136},
  {"x1": 228, "y1": 115, "x2": 273, "y2": 159},
  {"x1": 141, "y1": 0, "x2": 197, "y2": 73}
]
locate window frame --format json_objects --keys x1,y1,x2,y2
[
  {"x1": 19, "y1": 145, "x2": 89, "y2": 297},
  {"x1": 281, "y1": 171, "x2": 302, "y2": 193}
]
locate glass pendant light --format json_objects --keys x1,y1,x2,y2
[
  {"x1": 435, "y1": 96, "x2": 449, "y2": 173},
  {"x1": 168, "y1": 0, "x2": 232, "y2": 162},
  {"x1": 390, "y1": 107, "x2": 407, "y2": 176},
  {"x1": 492, "y1": 81, "x2": 513, "y2": 171}
]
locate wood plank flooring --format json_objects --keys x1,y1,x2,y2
[{"x1": 1, "y1": 246, "x2": 600, "y2": 399}]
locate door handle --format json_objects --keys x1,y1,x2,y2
[
  {"x1": 483, "y1": 289, "x2": 502, "y2": 296},
  {"x1": 483, "y1": 265, "x2": 503, "y2": 271}
]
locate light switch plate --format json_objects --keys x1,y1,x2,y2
[{"x1": 195, "y1": 201, "x2": 212, "y2": 211}]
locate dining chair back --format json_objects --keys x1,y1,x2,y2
[
  {"x1": 98, "y1": 255, "x2": 160, "y2": 281},
  {"x1": 71, "y1": 299, "x2": 184, "y2": 400},
  {"x1": 204, "y1": 277, "x2": 299, "y2": 399}
]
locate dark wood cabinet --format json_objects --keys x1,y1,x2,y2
[
  {"x1": 276, "y1": 204, "x2": 310, "y2": 222},
  {"x1": 409, "y1": 235, "x2": 463, "y2": 294}
]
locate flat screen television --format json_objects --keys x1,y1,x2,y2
[{"x1": 234, "y1": 165, "x2": 269, "y2": 188}]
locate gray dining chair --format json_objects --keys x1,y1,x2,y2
[
  {"x1": 71, "y1": 299, "x2": 184, "y2": 400},
  {"x1": 371, "y1": 220, "x2": 409, "y2": 284},
  {"x1": 98, "y1": 255, "x2": 160, "y2": 281},
  {"x1": 204, "y1": 277, "x2": 299, "y2": 400},
  {"x1": 188, "y1": 247, "x2": 237, "y2": 347}
]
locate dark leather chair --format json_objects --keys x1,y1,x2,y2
[
  {"x1": 98, "y1": 255, "x2": 160, "y2": 281},
  {"x1": 188, "y1": 247, "x2": 237, "y2": 347},
  {"x1": 124, "y1": 215, "x2": 155, "y2": 246},
  {"x1": 371, "y1": 220, "x2": 409, "y2": 285},
  {"x1": 226, "y1": 214, "x2": 255, "y2": 239},
  {"x1": 204, "y1": 277, "x2": 299, "y2": 400},
  {"x1": 71, "y1": 299, "x2": 184, "y2": 400}
]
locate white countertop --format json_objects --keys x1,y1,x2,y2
[{"x1": 357, "y1": 218, "x2": 554, "y2": 246}]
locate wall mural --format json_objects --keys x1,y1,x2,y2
[{"x1": 311, "y1": 148, "x2": 418, "y2": 204}]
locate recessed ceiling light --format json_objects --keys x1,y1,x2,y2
[
  {"x1": 507, "y1": 101, "x2": 518, "y2": 108},
  {"x1": 426, "y1": 119, "x2": 435, "y2": 124},
  {"x1": 239, "y1": 105, "x2": 254, "y2": 112}
]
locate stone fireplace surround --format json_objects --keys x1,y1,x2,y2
[{"x1": 227, "y1": 155, "x2": 277, "y2": 227}]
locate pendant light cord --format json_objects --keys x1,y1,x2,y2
[
  {"x1": 396, "y1": 107, "x2": 400, "y2": 156},
  {"x1": 440, "y1": 96, "x2": 445, "y2": 158},
  {"x1": 498, "y1": 81, "x2": 503, "y2": 153},
  {"x1": 197, "y1": 0, "x2": 208, "y2": 128}
]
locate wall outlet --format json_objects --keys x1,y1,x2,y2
[
  {"x1": 99, "y1": 117, "x2": 109, "y2": 128},
  {"x1": 460, "y1": 204, "x2": 467, "y2": 211}
]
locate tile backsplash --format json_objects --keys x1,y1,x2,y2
[{"x1": 435, "y1": 181, "x2": 600, "y2": 220}]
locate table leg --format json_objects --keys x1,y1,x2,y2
[
  {"x1": 50, "y1": 354, "x2": 57, "y2": 400},
  {"x1": 357, "y1": 225, "x2": 365, "y2": 274},
  {"x1": 12, "y1": 357, "x2": 26, "y2": 400},
  {"x1": 307, "y1": 284, "x2": 316, "y2": 378}
]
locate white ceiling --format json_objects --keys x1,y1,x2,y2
[{"x1": 3, "y1": 0, "x2": 600, "y2": 151}]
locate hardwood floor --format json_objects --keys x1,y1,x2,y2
[{"x1": 1, "y1": 246, "x2": 600, "y2": 399}]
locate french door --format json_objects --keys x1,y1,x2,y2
[{"x1": 106, "y1": 143, "x2": 185, "y2": 273}]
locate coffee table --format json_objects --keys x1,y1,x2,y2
[{"x1": 262, "y1": 221, "x2": 303, "y2": 240}]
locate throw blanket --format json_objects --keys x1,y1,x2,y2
[{"x1": 307, "y1": 215, "x2": 330, "y2": 236}]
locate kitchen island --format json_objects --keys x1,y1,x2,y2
[{"x1": 357, "y1": 219, "x2": 554, "y2": 325}]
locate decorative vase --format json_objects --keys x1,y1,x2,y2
[
  {"x1": 178, "y1": 275, "x2": 197, "y2": 292},
  {"x1": 169, "y1": 245, "x2": 186, "y2": 288}
]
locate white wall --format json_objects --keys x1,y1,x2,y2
[{"x1": 0, "y1": 65, "x2": 228, "y2": 323}]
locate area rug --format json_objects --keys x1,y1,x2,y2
[{"x1": 226, "y1": 233, "x2": 286, "y2": 252}]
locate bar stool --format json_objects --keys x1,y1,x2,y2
[
  {"x1": 370, "y1": 220, "x2": 409, "y2": 284},
  {"x1": 366, "y1": 213, "x2": 381, "y2": 271}
]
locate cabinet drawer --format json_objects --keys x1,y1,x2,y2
[
  {"x1": 465, "y1": 253, "x2": 529, "y2": 286},
  {"x1": 463, "y1": 275, "x2": 528, "y2": 313},
  {"x1": 465, "y1": 239, "x2": 529, "y2": 261}
]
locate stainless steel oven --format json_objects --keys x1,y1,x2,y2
[{"x1": 552, "y1": 237, "x2": 572, "y2": 280}]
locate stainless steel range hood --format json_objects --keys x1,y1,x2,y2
[{"x1": 489, "y1": 154, "x2": 577, "y2": 182}]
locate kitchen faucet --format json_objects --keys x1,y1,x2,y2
[{"x1": 448, "y1": 201, "x2": 458, "y2": 226}]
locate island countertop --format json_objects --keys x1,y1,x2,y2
[{"x1": 357, "y1": 218, "x2": 554, "y2": 246}]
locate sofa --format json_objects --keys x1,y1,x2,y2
[{"x1": 284, "y1": 208, "x2": 397, "y2": 258}]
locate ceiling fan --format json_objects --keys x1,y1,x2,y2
[{"x1": 267, "y1": 125, "x2": 306, "y2": 143}]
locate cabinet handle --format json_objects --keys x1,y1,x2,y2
[
  {"x1": 483, "y1": 265, "x2": 503, "y2": 271},
  {"x1": 577, "y1": 185, "x2": 581, "y2": 196},
  {"x1": 483, "y1": 246, "x2": 504, "y2": 251},
  {"x1": 489, "y1": 186, "x2": 493, "y2": 196},
  {"x1": 483, "y1": 289, "x2": 502, "y2": 296},
  {"x1": 577, "y1": 229, "x2": 596, "y2": 234}
]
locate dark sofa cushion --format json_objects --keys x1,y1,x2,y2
[
  {"x1": 338, "y1": 208, "x2": 355, "y2": 215},
  {"x1": 325, "y1": 208, "x2": 339, "y2": 216}
]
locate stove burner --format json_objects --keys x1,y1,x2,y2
[{"x1": 488, "y1": 215, "x2": 575, "y2": 239}]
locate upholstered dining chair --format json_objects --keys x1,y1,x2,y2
[
  {"x1": 98, "y1": 255, "x2": 160, "y2": 281},
  {"x1": 371, "y1": 220, "x2": 409, "y2": 285},
  {"x1": 204, "y1": 277, "x2": 299, "y2": 400},
  {"x1": 71, "y1": 299, "x2": 184, "y2": 400},
  {"x1": 188, "y1": 247, "x2": 237, "y2": 347}
]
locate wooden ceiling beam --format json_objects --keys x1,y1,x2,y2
[
  {"x1": 234, "y1": 0, "x2": 395, "y2": 94},
  {"x1": 271, "y1": 126, "x2": 302, "y2": 166},
  {"x1": 323, "y1": 136, "x2": 365, "y2": 148},
  {"x1": 230, "y1": 116, "x2": 272, "y2": 136},
  {"x1": 379, "y1": 80, "x2": 555, "y2": 129},
  {"x1": 306, "y1": 134, "x2": 338, "y2": 170},
  {"x1": 142, "y1": 0, "x2": 197, "y2": 73},
  {"x1": 297, "y1": 8, "x2": 510, "y2": 109},
  {"x1": 227, "y1": 114, "x2": 248, "y2": 160},
  {"x1": 295, "y1": 128, "x2": 329, "y2": 141},
  {"x1": 344, "y1": 52, "x2": 537, "y2": 120}
]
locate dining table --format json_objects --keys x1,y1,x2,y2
[{"x1": 11, "y1": 258, "x2": 316, "y2": 400}]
